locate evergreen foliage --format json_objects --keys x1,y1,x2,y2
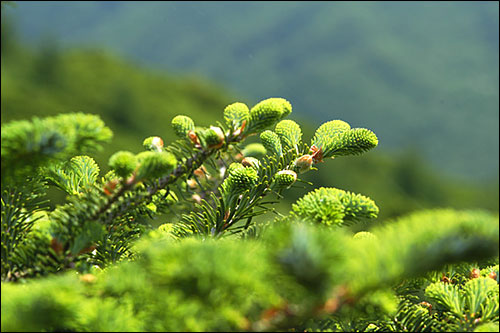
[
  {"x1": 274, "y1": 170, "x2": 298, "y2": 189},
  {"x1": 260, "y1": 130, "x2": 283, "y2": 156},
  {"x1": 245, "y1": 98, "x2": 292, "y2": 134},
  {"x1": 171, "y1": 115, "x2": 195, "y2": 139},
  {"x1": 275, "y1": 119, "x2": 303, "y2": 154},
  {"x1": 224, "y1": 102, "x2": 249, "y2": 130},
  {"x1": 290, "y1": 187, "x2": 379, "y2": 226},
  {"x1": 1, "y1": 113, "x2": 112, "y2": 182},
  {"x1": 108, "y1": 151, "x2": 137, "y2": 178},
  {"x1": 1, "y1": 95, "x2": 498, "y2": 332},
  {"x1": 44, "y1": 156, "x2": 101, "y2": 196},
  {"x1": 10, "y1": 1, "x2": 497, "y2": 180},
  {"x1": 135, "y1": 151, "x2": 177, "y2": 180}
]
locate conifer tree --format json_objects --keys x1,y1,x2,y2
[{"x1": 1, "y1": 97, "x2": 498, "y2": 332}]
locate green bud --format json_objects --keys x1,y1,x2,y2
[
  {"x1": 171, "y1": 115, "x2": 195, "y2": 138},
  {"x1": 311, "y1": 120, "x2": 351, "y2": 157},
  {"x1": 275, "y1": 119, "x2": 302, "y2": 153},
  {"x1": 241, "y1": 143, "x2": 267, "y2": 159},
  {"x1": 143, "y1": 136, "x2": 164, "y2": 152},
  {"x1": 260, "y1": 130, "x2": 282, "y2": 156},
  {"x1": 246, "y1": 97, "x2": 292, "y2": 134},
  {"x1": 108, "y1": 151, "x2": 137, "y2": 178},
  {"x1": 328, "y1": 128, "x2": 378, "y2": 157},
  {"x1": 136, "y1": 151, "x2": 177, "y2": 180},
  {"x1": 274, "y1": 170, "x2": 297, "y2": 189},
  {"x1": 291, "y1": 187, "x2": 378, "y2": 226},
  {"x1": 227, "y1": 162, "x2": 245, "y2": 175},
  {"x1": 311, "y1": 120, "x2": 378, "y2": 158},
  {"x1": 224, "y1": 102, "x2": 249, "y2": 129},
  {"x1": 222, "y1": 165, "x2": 259, "y2": 196},
  {"x1": 198, "y1": 126, "x2": 225, "y2": 149},
  {"x1": 232, "y1": 167, "x2": 258, "y2": 189},
  {"x1": 313, "y1": 120, "x2": 351, "y2": 141}
]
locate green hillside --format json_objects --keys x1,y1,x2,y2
[
  {"x1": 1, "y1": 32, "x2": 234, "y2": 170},
  {"x1": 5, "y1": 1, "x2": 499, "y2": 180}
]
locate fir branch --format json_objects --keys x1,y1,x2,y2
[
  {"x1": 1, "y1": 113, "x2": 112, "y2": 183},
  {"x1": 89, "y1": 141, "x2": 229, "y2": 232},
  {"x1": 1, "y1": 176, "x2": 49, "y2": 279}
]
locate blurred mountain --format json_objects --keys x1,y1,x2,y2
[
  {"x1": 4, "y1": 1, "x2": 499, "y2": 181},
  {"x1": 1, "y1": 22, "x2": 234, "y2": 170}
]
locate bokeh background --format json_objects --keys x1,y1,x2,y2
[{"x1": 1, "y1": 1, "x2": 498, "y2": 222}]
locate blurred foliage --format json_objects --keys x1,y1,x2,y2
[
  {"x1": 4, "y1": 1, "x2": 499, "y2": 180},
  {"x1": 1, "y1": 209, "x2": 498, "y2": 332},
  {"x1": 1, "y1": 17, "x2": 498, "y2": 222}
]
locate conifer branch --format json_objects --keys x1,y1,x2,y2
[{"x1": 2, "y1": 93, "x2": 497, "y2": 332}]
